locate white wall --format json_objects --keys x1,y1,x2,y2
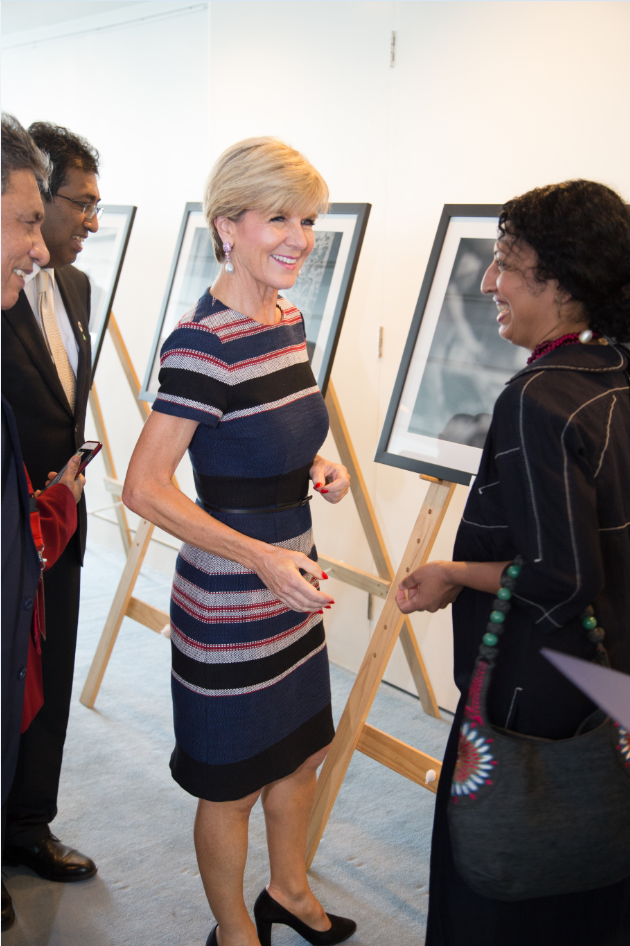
[{"x1": 3, "y1": 0, "x2": 629, "y2": 712}]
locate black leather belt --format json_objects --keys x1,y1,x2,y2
[{"x1": 200, "y1": 495, "x2": 312, "y2": 515}]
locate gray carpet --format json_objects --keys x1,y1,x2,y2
[{"x1": 3, "y1": 541, "x2": 452, "y2": 945}]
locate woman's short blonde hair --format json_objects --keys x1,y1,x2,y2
[{"x1": 203, "y1": 137, "x2": 329, "y2": 261}]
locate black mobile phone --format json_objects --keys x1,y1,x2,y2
[{"x1": 42, "y1": 441, "x2": 103, "y2": 491}]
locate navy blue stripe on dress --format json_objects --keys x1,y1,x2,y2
[{"x1": 153, "y1": 292, "x2": 334, "y2": 801}]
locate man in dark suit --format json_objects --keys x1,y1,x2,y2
[
  {"x1": 2, "y1": 112, "x2": 51, "y2": 931},
  {"x1": 2, "y1": 122, "x2": 100, "y2": 883}
]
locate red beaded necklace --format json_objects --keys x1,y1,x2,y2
[{"x1": 527, "y1": 331, "x2": 601, "y2": 365}]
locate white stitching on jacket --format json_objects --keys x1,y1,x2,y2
[
  {"x1": 461, "y1": 516, "x2": 508, "y2": 529},
  {"x1": 535, "y1": 385, "x2": 629, "y2": 625},
  {"x1": 519, "y1": 375, "x2": 544, "y2": 563},
  {"x1": 594, "y1": 395, "x2": 617, "y2": 478},
  {"x1": 513, "y1": 347, "x2": 625, "y2": 379},
  {"x1": 512, "y1": 591, "x2": 561, "y2": 626}
]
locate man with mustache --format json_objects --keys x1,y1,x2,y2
[{"x1": 2, "y1": 121, "x2": 99, "y2": 886}]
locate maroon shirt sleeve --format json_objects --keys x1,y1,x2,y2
[{"x1": 36, "y1": 484, "x2": 77, "y2": 570}]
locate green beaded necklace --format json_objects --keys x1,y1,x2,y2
[{"x1": 481, "y1": 556, "x2": 607, "y2": 665}]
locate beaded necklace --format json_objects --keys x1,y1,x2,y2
[
  {"x1": 483, "y1": 557, "x2": 609, "y2": 665},
  {"x1": 527, "y1": 331, "x2": 602, "y2": 365}
]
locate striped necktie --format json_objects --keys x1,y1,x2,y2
[{"x1": 35, "y1": 270, "x2": 76, "y2": 412}]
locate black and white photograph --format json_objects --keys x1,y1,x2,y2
[
  {"x1": 375, "y1": 204, "x2": 528, "y2": 485},
  {"x1": 72, "y1": 204, "x2": 136, "y2": 374},
  {"x1": 139, "y1": 202, "x2": 370, "y2": 401}
]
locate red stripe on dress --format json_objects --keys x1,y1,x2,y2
[
  {"x1": 160, "y1": 343, "x2": 305, "y2": 373},
  {"x1": 172, "y1": 587, "x2": 289, "y2": 624},
  {"x1": 170, "y1": 612, "x2": 315, "y2": 653}
]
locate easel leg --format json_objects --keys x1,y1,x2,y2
[
  {"x1": 325, "y1": 382, "x2": 440, "y2": 718},
  {"x1": 325, "y1": 382, "x2": 391, "y2": 578},
  {"x1": 306, "y1": 479, "x2": 456, "y2": 867},
  {"x1": 307, "y1": 605, "x2": 407, "y2": 867},
  {"x1": 88, "y1": 385, "x2": 132, "y2": 554},
  {"x1": 399, "y1": 618, "x2": 439, "y2": 716},
  {"x1": 107, "y1": 313, "x2": 150, "y2": 423},
  {"x1": 84, "y1": 315, "x2": 182, "y2": 708},
  {"x1": 80, "y1": 518, "x2": 155, "y2": 708}
]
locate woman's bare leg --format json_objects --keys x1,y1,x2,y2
[
  {"x1": 261, "y1": 746, "x2": 332, "y2": 932},
  {"x1": 194, "y1": 791, "x2": 262, "y2": 946}
]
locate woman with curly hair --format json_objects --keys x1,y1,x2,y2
[{"x1": 398, "y1": 180, "x2": 630, "y2": 945}]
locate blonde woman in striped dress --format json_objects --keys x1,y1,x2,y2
[{"x1": 124, "y1": 139, "x2": 356, "y2": 946}]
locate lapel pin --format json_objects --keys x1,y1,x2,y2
[{"x1": 77, "y1": 321, "x2": 87, "y2": 341}]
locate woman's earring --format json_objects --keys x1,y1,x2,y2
[
  {"x1": 579, "y1": 328, "x2": 593, "y2": 344},
  {"x1": 223, "y1": 242, "x2": 234, "y2": 275}
]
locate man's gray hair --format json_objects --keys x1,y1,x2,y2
[{"x1": 1, "y1": 113, "x2": 50, "y2": 195}]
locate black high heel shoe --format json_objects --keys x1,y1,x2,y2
[
  {"x1": 205, "y1": 925, "x2": 218, "y2": 946},
  {"x1": 254, "y1": 888, "x2": 356, "y2": 946}
]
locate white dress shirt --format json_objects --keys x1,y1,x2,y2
[{"x1": 24, "y1": 263, "x2": 80, "y2": 376}]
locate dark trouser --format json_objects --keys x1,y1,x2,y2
[{"x1": 5, "y1": 547, "x2": 81, "y2": 847}]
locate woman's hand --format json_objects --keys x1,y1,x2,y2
[
  {"x1": 396, "y1": 559, "x2": 510, "y2": 614},
  {"x1": 252, "y1": 545, "x2": 334, "y2": 613},
  {"x1": 41, "y1": 456, "x2": 86, "y2": 505},
  {"x1": 396, "y1": 561, "x2": 463, "y2": 614},
  {"x1": 310, "y1": 455, "x2": 350, "y2": 504},
  {"x1": 124, "y1": 413, "x2": 336, "y2": 614}
]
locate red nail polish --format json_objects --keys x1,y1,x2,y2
[
  {"x1": 315, "y1": 482, "x2": 322, "y2": 489},
  {"x1": 321, "y1": 571, "x2": 329, "y2": 579},
  {"x1": 321, "y1": 489, "x2": 329, "y2": 494},
  {"x1": 317, "y1": 610, "x2": 323, "y2": 614},
  {"x1": 325, "y1": 606, "x2": 331, "y2": 609}
]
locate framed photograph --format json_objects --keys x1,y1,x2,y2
[
  {"x1": 375, "y1": 204, "x2": 528, "y2": 486},
  {"x1": 139, "y1": 201, "x2": 371, "y2": 402},
  {"x1": 72, "y1": 204, "x2": 136, "y2": 376}
]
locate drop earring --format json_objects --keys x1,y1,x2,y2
[
  {"x1": 223, "y1": 242, "x2": 234, "y2": 275},
  {"x1": 579, "y1": 328, "x2": 593, "y2": 344}
]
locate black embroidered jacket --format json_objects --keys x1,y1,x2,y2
[{"x1": 452, "y1": 343, "x2": 630, "y2": 738}]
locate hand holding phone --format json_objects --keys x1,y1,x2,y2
[
  {"x1": 43, "y1": 455, "x2": 85, "y2": 504},
  {"x1": 42, "y1": 441, "x2": 102, "y2": 493}
]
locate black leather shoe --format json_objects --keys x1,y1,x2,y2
[
  {"x1": 254, "y1": 888, "x2": 356, "y2": 946},
  {"x1": 205, "y1": 925, "x2": 218, "y2": 946},
  {"x1": 3, "y1": 835, "x2": 97, "y2": 882},
  {"x1": 2, "y1": 881, "x2": 15, "y2": 931}
]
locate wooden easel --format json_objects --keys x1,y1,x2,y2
[
  {"x1": 306, "y1": 476, "x2": 456, "y2": 867},
  {"x1": 80, "y1": 376, "x2": 441, "y2": 718},
  {"x1": 81, "y1": 313, "x2": 173, "y2": 708},
  {"x1": 319, "y1": 386, "x2": 440, "y2": 719},
  {"x1": 88, "y1": 314, "x2": 150, "y2": 556}
]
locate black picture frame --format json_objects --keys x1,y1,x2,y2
[
  {"x1": 375, "y1": 204, "x2": 528, "y2": 485},
  {"x1": 71, "y1": 204, "x2": 136, "y2": 378},
  {"x1": 139, "y1": 201, "x2": 371, "y2": 402}
]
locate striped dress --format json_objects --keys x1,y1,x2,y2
[{"x1": 153, "y1": 291, "x2": 334, "y2": 801}]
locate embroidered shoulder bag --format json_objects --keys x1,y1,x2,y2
[{"x1": 447, "y1": 558, "x2": 630, "y2": 901}]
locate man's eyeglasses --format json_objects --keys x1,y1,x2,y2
[{"x1": 55, "y1": 193, "x2": 103, "y2": 220}]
